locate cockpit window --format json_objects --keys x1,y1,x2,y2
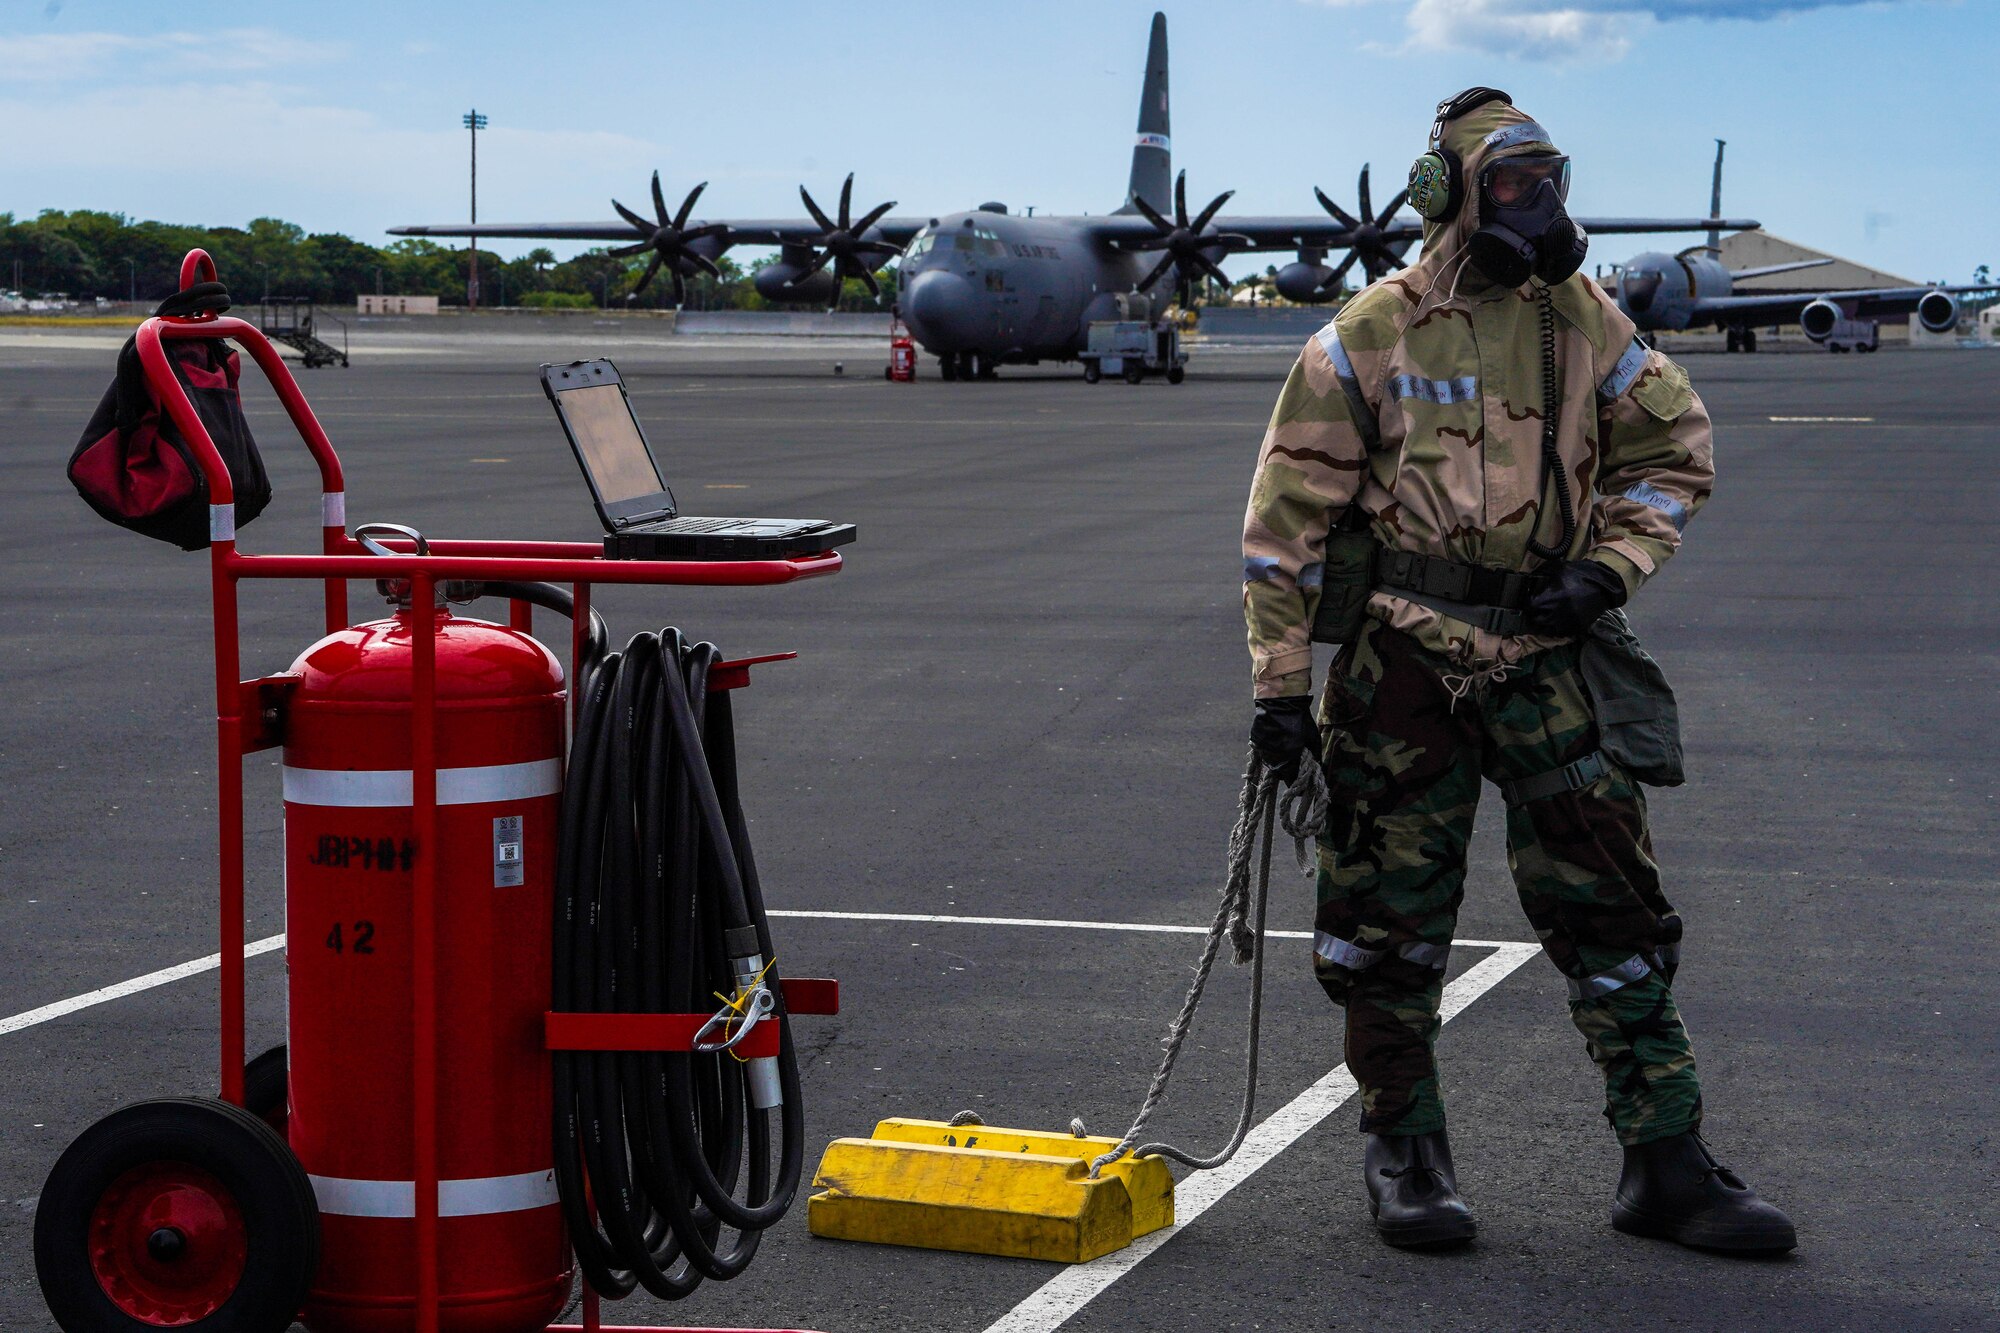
[
  {"x1": 903, "y1": 228, "x2": 934, "y2": 261},
  {"x1": 951, "y1": 225, "x2": 1007, "y2": 256}
]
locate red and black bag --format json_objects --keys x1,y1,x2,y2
[{"x1": 67, "y1": 283, "x2": 272, "y2": 551}]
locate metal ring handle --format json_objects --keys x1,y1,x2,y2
[{"x1": 352, "y1": 522, "x2": 429, "y2": 559}]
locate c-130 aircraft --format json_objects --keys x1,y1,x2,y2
[{"x1": 392, "y1": 12, "x2": 1754, "y2": 380}]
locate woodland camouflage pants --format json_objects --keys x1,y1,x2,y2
[{"x1": 1313, "y1": 619, "x2": 1702, "y2": 1147}]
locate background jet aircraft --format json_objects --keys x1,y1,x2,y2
[
  {"x1": 1612, "y1": 141, "x2": 1994, "y2": 351},
  {"x1": 392, "y1": 12, "x2": 1756, "y2": 379}
]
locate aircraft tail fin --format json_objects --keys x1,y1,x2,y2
[
  {"x1": 1121, "y1": 11, "x2": 1171, "y2": 216},
  {"x1": 1707, "y1": 139, "x2": 1726, "y2": 253}
]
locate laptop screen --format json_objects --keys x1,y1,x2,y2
[{"x1": 562, "y1": 383, "x2": 665, "y2": 505}]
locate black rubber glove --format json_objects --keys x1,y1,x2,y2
[
  {"x1": 1525, "y1": 558, "x2": 1627, "y2": 637},
  {"x1": 1250, "y1": 695, "x2": 1318, "y2": 783}
]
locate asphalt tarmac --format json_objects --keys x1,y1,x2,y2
[{"x1": 0, "y1": 323, "x2": 1994, "y2": 1332}]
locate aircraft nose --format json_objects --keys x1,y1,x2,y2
[
  {"x1": 902, "y1": 270, "x2": 980, "y2": 351},
  {"x1": 1623, "y1": 270, "x2": 1662, "y2": 315}
]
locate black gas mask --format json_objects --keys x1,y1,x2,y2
[{"x1": 1467, "y1": 154, "x2": 1588, "y2": 289}]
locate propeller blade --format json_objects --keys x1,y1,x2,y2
[
  {"x1": 675, "y1": 180, "x2": 707, "y2": 230},
  {"x1": 690, "y1": 251, "x2": 722, "y2": 279},
  {"x1": 650, "y1": 172, "x2": 670, "y2": 228},
  {"x1": 838, "y1": 172, "x2": 854, "y2": 229},
  {"x1": 1357, "y1": 164, "x2": 1373, "y2": 224},
  {"x1": 670, "y1": 267, "x2": 687, "y2": 309},
  {"x1": 680, "y1": 223, "x2": 730, "y2": 242},
  {"x1": 796, "y1": 248, "x2": 833, "y2": 279},
  {"x1": 1315, "y1": 186, "x2": 1360, "y2": 231},
  {"x1": 1174, "y1": 171, "x2": 1188, "y2": 228},
  {"x1": 799, "y1": 186, "x2": 836, "y2": 235},
  {"x1": 612, "y1": 198, "x2": 653, "y2": 233},
  {"x1": 607, "y1": 240, "x2": 654, "y2": 258},
  {"x1": 1135, "y1": 251, "x2": 1178, "y2": 293},
  {"x1": 1194, "y1": 253, "x2": 1232, "y2": 287},
  {"x1": 1373, "y1": 187, "x2": 1410, "y2": 229},
  {"x1": 635, "y1": 251, "x2": 665, "y2": 293},
  {"x1": 1213, "y1": 233, "x2": 1255, "y2": 249},
  {"x1": 850, "y1": 200, "x2": 896, "y2": 235},
  {"x1": 1319, "y1": 249, "x2": 1361, "y2": 295},
  {"x1": 852, "y1": 239, "x2": 903, "y2": 257},
  {"x1": 1189, "y1": 189, "x2": 1236, "y2": 236},
  {"x1": 857, "y1": 268, "x2": 882, "y2": 299},
  {"x1": 1131, "y1": 195, "x2": 1173, "y2": 235}
]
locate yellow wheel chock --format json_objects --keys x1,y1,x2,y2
[{"x1": 807, "y1": 1118, "x2": 1175, "y2": 1263}]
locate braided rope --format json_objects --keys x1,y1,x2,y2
[{"x1": 1084, "y1": 750, "x2": 1329, "y2": 1178}]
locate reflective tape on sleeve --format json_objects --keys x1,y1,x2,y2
[
  {"x1": 1314, "y1": 930, "x2": 1387, "y2": 971},
  {"x1": 283, "y1": 758, "x2": 561, "y2": 808},
  {"x1": 310, "y1": 1168, "x2": 557, "y2": 1218},
  {"x1": 1598, "y1": 337, "x2": 1649, "y2": 402},
  {"x1": 1619, "y1": 481, "x2": 1688, "y2": 533},
  {"x1": 1312, "y1": 322, "x2": 1381, "y2": 449}
]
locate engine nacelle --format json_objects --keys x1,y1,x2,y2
[
  {"x1": 1274, "y1": 262, "x2": 1339, "y2": 304},
  {"x1": 1799, "y1": 298, "x2": 1842, "y2": 343},
  {"x1": 1917, "y1": 289, "x2": 1958, "y2": 334},
  {"x1": 754, "y1": 262, "x2": 838, "y2": 307}
]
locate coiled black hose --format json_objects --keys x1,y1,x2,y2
[
  {"x1": 474, "y1": 584, "x2": 803, "y2": 1303},
  {"x1": 1527, "y1": 285, "x2": 1578, "y2": 561}
]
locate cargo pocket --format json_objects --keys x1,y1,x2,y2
[{"x1": 1578, "y1": 608, "x2": 1684, "y2": 788}]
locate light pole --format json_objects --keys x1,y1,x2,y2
[
  {"x1": 124, "y1": 257, "x2": 136, "y2": 304},
  {"x1": 464, "y1": 109, "x2": 487, "y2": 309},
  {"x1": 256, "y1": 262, "x2": 269, "y2": 303}
]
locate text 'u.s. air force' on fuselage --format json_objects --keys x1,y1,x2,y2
[
  {"x1": 389, "y1": 12, "x2": 1755, "y2": 378},
  {"x1": 1609, "y1": 140, "x2": 1997, "y2": 352}
]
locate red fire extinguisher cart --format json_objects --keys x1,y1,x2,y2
[
  {"x1": 885, "y1": 320, "x2": 915, "y2": 382},
  {"x1": 31, "y1": 251, "x2": 839, "y2": 1333}
]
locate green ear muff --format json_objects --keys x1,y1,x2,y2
[{"x1": 1408, "y1": 148, "x2": 1462, "y2": 222}]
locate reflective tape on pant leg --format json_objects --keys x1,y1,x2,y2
[
  {"x1": 1314, "y1": 930, "x2": 1387, "y2": 971},
  {"x1": 1397, "y1": 940, "x2": 1451, "y2": 970},
  {"x1": 1567, "y1": 953, "x2": 1654, "y2": 1001}
]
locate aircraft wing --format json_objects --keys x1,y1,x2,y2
[
  {"x1": 385, "y1": 218, "x2": 931, "y2": 248},
  {"x1": 1690, "y1": 284, "x2": 2000, "y2": 323},
  {"x1": 1079, "y1": 214, "x2": 1761, "y2": 254}
]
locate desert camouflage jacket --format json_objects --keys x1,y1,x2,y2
[{"x1": 1241, "y1": 98, "x2": 1716, "y2": 699}]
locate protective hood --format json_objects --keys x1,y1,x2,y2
[{"x1": 1416, "y1": 98, "x2": 1565, "y2": 292}]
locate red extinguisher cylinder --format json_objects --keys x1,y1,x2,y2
[{"x1": 282, "y1": 608, "x2": 571, "y2": 1333}]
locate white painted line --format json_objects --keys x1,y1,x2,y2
[
  {"x1": 0, "y1": 935, "x2": 286, "y2": 1038},
  {"x1": 768, "y1": 908, "x2": 1526, "y2": 951},
  {"x1": 981, "y1": 942, "x2": 1543, "y2": 1333}
]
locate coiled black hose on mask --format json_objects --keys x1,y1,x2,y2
[{"x1": 473, "y1": 583, "x2": 804, "y2": 1303}]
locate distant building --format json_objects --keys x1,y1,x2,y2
[
  {"x1": 358, "y1": 294, "x2": 439, "y2": 315},
  {"x1": 1717, "y1": 230, "x2": 1914, "y2": 290}
]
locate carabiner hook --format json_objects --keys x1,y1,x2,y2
[{"x1": 692, "y1": 985, "x2": 777, "y2": 1054}]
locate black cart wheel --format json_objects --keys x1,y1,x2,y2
[
  {"x1": 1083, "y1": 363, "x2": 1101, "y2": 384},
  {"x1": 1123, "y1": 364, "x2": 1145, "y2": 385},
  {"x1": 242, "y1": 1046, "x2": 287, "y2": 1136},
  {"x1": 35, "y1": 1098, "x2": 319, "y2": 1332},
  {"x1": 1167, "y1": 366, "x2": 1185, "y2": 385}
]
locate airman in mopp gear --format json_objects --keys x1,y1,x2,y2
[{"x1": 1241, "y1": 89, "x2": 1795, "y2": 1254}]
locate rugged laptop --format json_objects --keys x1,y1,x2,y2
[{"x1": 541, "y1": 358, "x2": 855, "y2": 560}]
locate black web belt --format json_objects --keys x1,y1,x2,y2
[
  {"x1": 1374, "y1": 550, "x2": 1546, "y2": 637},
  {"x1": 1499, "y1": 751, "x2": 1609, "y2": 805}
]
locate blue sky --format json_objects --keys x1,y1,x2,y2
[{"x1": 3, "y1": 0, "x2": 1989, "y2": 284}]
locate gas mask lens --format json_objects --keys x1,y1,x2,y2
[{"x1": 1482, "y1": 155, "x2": 1571, "y2": 208}]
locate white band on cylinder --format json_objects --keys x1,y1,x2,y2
[
  {"x1": 309, "y1": 1169, "x2": 558, "y2": 1218},
  {"x1": 283, "y1": 758, "x2": 561, "y2": 808}
]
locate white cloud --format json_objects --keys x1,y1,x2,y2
[
  {"x1": 0, "y1": 28, "x2": 343, "y2": 82},
  {"x1": 1315, "y1": 0, "x2": 1919, "y2": 61}
]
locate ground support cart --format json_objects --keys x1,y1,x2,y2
[
  {"x1": 1080, "y1": 319, "x2": 1186, "y2": 384},
  {"x1": 33, "y1": 251, "x2": 840, "y2": 1333}
]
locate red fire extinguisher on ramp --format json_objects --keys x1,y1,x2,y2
[{"x1": 886, "y1": 319, "x2": 915, "y2": 382}]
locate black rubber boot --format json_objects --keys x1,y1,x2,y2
[
  {"x1": 1363, "y1": 1130, "x2": 1476, "y2": 1248},
  {"x1": 1611, "y1": 1131, "x2": 1797, "y2": 1254}
]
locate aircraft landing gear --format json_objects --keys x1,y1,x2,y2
[
  {"x1": 974, "y1": 353, "x2": 999, "y2": 381},
  {"x1": 940, "y1": 354, "x2": 958, "y2": 381},
  {"x1": 1725, "y1": 327, "x2": 1758, "y2": 353}
]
